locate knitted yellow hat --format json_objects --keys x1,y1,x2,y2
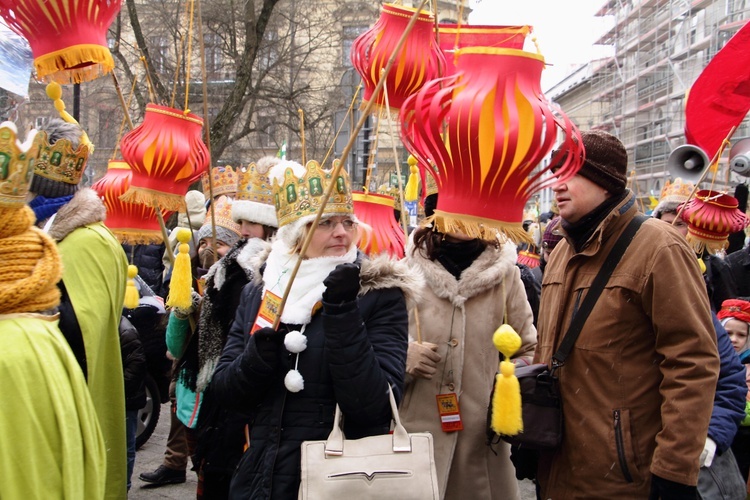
[{"x1": 0, "y1": 205, "x2": 62, "y2": 314}]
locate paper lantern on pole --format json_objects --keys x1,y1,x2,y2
[
  {"x1": 93, "y1": 160, "x2": 172, "y2": 245},
  {"x1": 0, "y1": 0, "x2": 122, "y2": 84},
  {"x1": 120, "y1": 104, "x2": 209, "y2": 212},
  {"x1": 678, "y1": 189, "x2": 750, "y2": 255},
  {"x1": 438, "y1": 24, "x2": 531, "y2": 76},
  {"x1": 400, "y1": 47, "x2": 583, "y2": 243},
  {"x1": 350, "y1": 3, "x2": 445, "y2": 112},
  {"x1": 353, "y1": 191, "x2": 405, "y2": 259}
]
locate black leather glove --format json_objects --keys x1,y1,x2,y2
[
  {"x1": 252, "y1": 327, "x2": 284, "y2": 369},
  {"x1": 649, "y1": 474, "x2": 698, "y2": 500},
  {"x1": 322, "y1": 263, "x2": 361, "y2": 305}
]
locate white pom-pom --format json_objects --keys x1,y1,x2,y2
[
  {"x1": 284, "y1": 369, "x2": 305, "y2": 392},
  {"x1": 284, "y1": 330, "x2": 307, "y2": 354}
]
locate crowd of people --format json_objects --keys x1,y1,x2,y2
[{"x1": 4, "y1": 116, "x2": 750, "y2": 500}]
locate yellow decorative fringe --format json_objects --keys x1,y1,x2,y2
[
  {"x1": 119, "y1": 187, "x2": 187, "y2": 213},
  {"x1": 686, "y1": 232, "x2": 729, "y2": 256},
  {"x1": 166, "y1": 228, "x2": 193, "y2": 309},
  {"x1": 426, "y1": 210, "x2": 532, "y2": 244},
  {"x1": 490, "y1": 324, "x2": 523, "y2": 436},
  {"x1": 35, "y1": 44, "x2": 114, "y2": 84},
  {"x1": 113, "y1": 229, "x2": 164, "y2": 246},
  {"x1": 404, "y1": 155, "x2": 420, "y2": 202},
  {"x1": 124, "y1": 265, "x2": 140, "y2": 309}
]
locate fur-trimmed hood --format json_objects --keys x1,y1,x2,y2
[
  {"x1": 359, "y1": 253, "x2": 423, "y2": 307},
  {"x1": 46, "y1": 188, "x2": 107, "y2": 242},
  {"x1": 405, "y1": 236, "x2": 518, "y2": 307}
]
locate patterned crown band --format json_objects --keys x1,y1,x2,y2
[
  {"x1": 272, "y1": 160, "x2": 353, "y2": 228},
  {"x1": 237, "y1": 162, "x2": 274, "y2": 205},
  {"x1": 202, "y1": 166, "x2": 238, "y2": 197},
  {"x1": 32, "y1": 130, "x2": 89, "y2": 185},
  {"x1": 0, "y1": 124, "x2": 44, "y2": 207}
]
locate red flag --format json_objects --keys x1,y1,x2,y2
[{"x1": 685, "y1": 21, "x2": 750, "y2": 159}]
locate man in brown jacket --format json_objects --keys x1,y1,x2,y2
[{"x1": 535, "y1": 130, "x2": 720, "y2": 498}]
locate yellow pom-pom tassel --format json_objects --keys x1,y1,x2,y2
[
  {"x1": 166, "y1": 228, "x2": 194, "y2": 309},
  {"x1": 124, "y1": 265, "x2": 140, "y2": 309},
  {"x1": 698, "y1": 257, "x2": 706, "y2": 274},
  {"x1": 490, "y1": 324, "x2": 523, "y2": 436},
  {"x1": 404, "y1": 155, "x2": 420, "y2": 202}
]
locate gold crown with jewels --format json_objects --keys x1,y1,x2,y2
[
  {"x1": 271, "y1": 160, "x2": 353, "y2": 228},
  {"x1": 0, "y1": 123, "x2": 44, "y2": 207},
  {"x1": 32, "y1": 129, "x2": 89, "y2": 186},
  {"x1": 202, "y1": 165, "x2": 238, "y2": 197},
  {"x1": 237, "y1": 162, "x2": 274, "y2": 205}
]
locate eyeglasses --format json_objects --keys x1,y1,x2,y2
[{"x1": 316, "y1": 218, "x2": 357, "y2": 232}]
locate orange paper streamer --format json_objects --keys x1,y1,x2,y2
[{"x1": 353, "y1": 192, "x2": 405, "y2": 259}]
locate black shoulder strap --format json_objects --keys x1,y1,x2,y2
[{"x1": 552, "y1": 215, "x2": 647, "y2": 367}]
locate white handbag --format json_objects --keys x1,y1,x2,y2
[{"x1": 299, "y1": 386, "x2": 440, "y2": 499}]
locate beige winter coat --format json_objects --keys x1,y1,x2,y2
[{"x1": 399, "y1": 239, "x2": 537, "y2": 500}]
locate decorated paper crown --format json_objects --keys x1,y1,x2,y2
[
  {"x1": 92, "y1": 160, "x2": 171, "y2": 245},
  {"x1": 199, "y1": 195, "x2": 242, "y2": 242},
  {"x1": 0, "y1": 122, "x2": 42, "y2": 207},
  {"x1": 660, "y1": 178, "x2": 694, "y2": 204},
  {"x1": 233, "y1": 158, "x2": 278, "y2": 227},
  {"x1": 270, "y1": 160, "x2": 353, "y2": 228},
  {"x1": 0, "y1": 0, "x2": 121, "y2": 84},
  {"x1": 679, "y1": 189, "x2": 750, "y2": 254},
  {"x1": 32, "y1": 128, "x2": 89, "y2": 187},
  {"x1": 353, "y1": 191, "x2": 405, "y2": 258},
  {"x1": 202, "y1": 165, "x2": 238, "y2": 198}
]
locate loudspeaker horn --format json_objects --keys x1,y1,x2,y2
[
  {"x1": 729, "y1": 138, "x2": 750, "y2": 177},
  {"x1": 667, "y1": 144, "x2": 710, "y2": 183}
]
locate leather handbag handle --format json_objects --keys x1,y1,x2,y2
[{"x1": 325, "y1": 385, "x2": 411, "y2": 456}]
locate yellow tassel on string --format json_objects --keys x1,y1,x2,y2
[
  {"x1": 166, "y1": 228, "x2": 193, "y2": 309},
  {"x1": 404, "y1": 155, "x2": 420, "y2": 202},
  {"x1": 124, "y1": 265, "x2": 140, "y2": 309},
  {"x1": 490, "y1": 324, "x2": 523, "y2": 436}
]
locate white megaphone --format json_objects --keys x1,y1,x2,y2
[
  {"x1": 667, "y1": 144, "x2": 710, "y2": 183},
  {"x1": 729, "y1": 138, "x2": 750, "y2": 177}
]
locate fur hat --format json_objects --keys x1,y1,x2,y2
[
  {"x1": 29, "y1": 118, "x2": 87, "y2": 199},
  {"x1": 232, "y1": 156, "x2": 278, "y2": 228},
  {"x1": 197, "y1": 196, "x2": 241, "y2": 247},
  {"x1": 269, "y1": 160, "x2": 355, "y2": 249},
  {"x1": 578, "y1": 130, "x2": 628, "y2": 195}
]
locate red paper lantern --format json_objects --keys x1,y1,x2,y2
[
  {"x1": 517, "y1": 249, "x2": 540, "y2": 268},
  {"x1": 93, "y1": 160, "x2": 172, "y2": 244},
  {"x1": 0, "y1": 0, "x2": 122, "y2": 84},
  {"x1": 400, "y1": 47, "x2": 583, "y2": 242},
  {"x1": 353, "y1": 192, "x2": 405, "y2": 259},
  {"x1": 679, "y1": 189, "x2": 750, "y2": 254},
  {"x1": 120, "y1": 104, "x2": 209, "y2": 212},
  {"x1": 350, "y1": 3, "x2": 445, "y2": 111},
  {"x1": 438, "y1": 24, "x2": 531, "y2": 76}
]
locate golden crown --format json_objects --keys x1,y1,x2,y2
[
  {"x1": 32, "y1": 128, "x2": 90, "y2": 186},
  {"x1": 202, "y1": 166, "x2": 238, "y2": 197},
  {"x1": 237, "y1": 162, "x2": 274, "y2": 205},
  {"x1": 0, "y1": 123, "x2": 44, "y2": 207},
  {"x1": 272, "y1": 160, "x2": 353, "y2": 228},
  {"x1": 202, "y1": 195, "x2": 242, "y2": 236},
  {"x1": 659, "y1": 178, "x2": 694, "y2": 204}
]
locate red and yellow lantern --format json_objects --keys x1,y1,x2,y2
[
  {"x1": 400, "y1": 47, "x2": 583, "y2": 242},
  {"x1": 0, "y1": 0, "x2": 122, "y2": 84},
  {"x1": 350, "y1": 3, "x2": 445, "y2": 112},
  {"x1": 353, "y1": 192, "x2": 405, "y2": 259},
  {"x1": 120, "y1": 104, "x2": 209, "y2": 212},
  {"x1": 92, "y1": 160, "x2": 172, "y2": 245},
  {"x1": 438, "y1": 24, "x2": 531, "y2": 76},
  {"x1": 679, "y1": 190, "x2": 750, "y2": 254}
]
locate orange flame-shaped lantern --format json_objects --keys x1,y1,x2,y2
[
  {"x1": 93, "y1": 160, "x2": 172, "y2": 244},
  {"x1": 438, "y1": 24, "x2": 531, "y2": 76},
  {"x1": 350, "y1": 3, "x2": 445, "y2": 112},
  {"x1": 400, "y1": 47, "x2": 583, "y2": 243},
  {"x1": 120, "y1": 104, "x2": 209, "y2": 212},
  {"x1": 0, "y1": 0, "x2": 122, "y2": 84},
  {"x1": 353, "y1": 192, "x2": 405, "y2": 259},
  {"x1": 679, "y1": 190, "x2": 750, "y2": 255}
]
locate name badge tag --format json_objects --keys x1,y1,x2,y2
[
  {"x1": 436, "y1": 393, "x2": 463, "y2": 432},
  {"x1": 250, "y1": 290, "x2": 282, "y2": 334}
]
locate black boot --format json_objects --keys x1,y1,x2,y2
[{"x1": 139, "y1": 464, "x2": 186, "y2": 486}]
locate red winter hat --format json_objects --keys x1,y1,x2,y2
[{"x1": 717, "y1": 299, "x2": 750, "y2": 324}]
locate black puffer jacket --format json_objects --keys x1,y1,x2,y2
[
  {"x1": 122, "y1": 243, "x2": 166, "y2": 298},
  {"x1": 212, "y1": 257, "x2": 412, "y2": 500},
  {"x1": 119, "y1": 316, "x2": 147, "y2": 411}
]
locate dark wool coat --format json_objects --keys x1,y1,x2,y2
[
  {"x1": 119, "y1": 317, "x2": 147, "y2": 411},
  {"x1": 211, "y1": 255, "x2": 417, "y2": 500},
  {"x1": 726, "y1": 245, "x2": 750, "y2": 297}
]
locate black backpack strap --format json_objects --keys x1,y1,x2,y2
[{"x1": 551, "y1": 215, "x2": 647, "y2": 367}]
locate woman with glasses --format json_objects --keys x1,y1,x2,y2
[{"x1": 211, "y1": 160, "x2": 417, "y2": 499}]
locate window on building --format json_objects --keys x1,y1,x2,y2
[
  {"x1": 342, "y1": 26, "x2": 368, "y2": 66},
  {"x1": 257, "y1": 116, "x2": 276, "y2": 148},
  {"x1": 205, "y1": 33, "x2": 223, "y2": 76},
  {"x1": 150, "y1": 36, "x2": 170, "y2": 74}
]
